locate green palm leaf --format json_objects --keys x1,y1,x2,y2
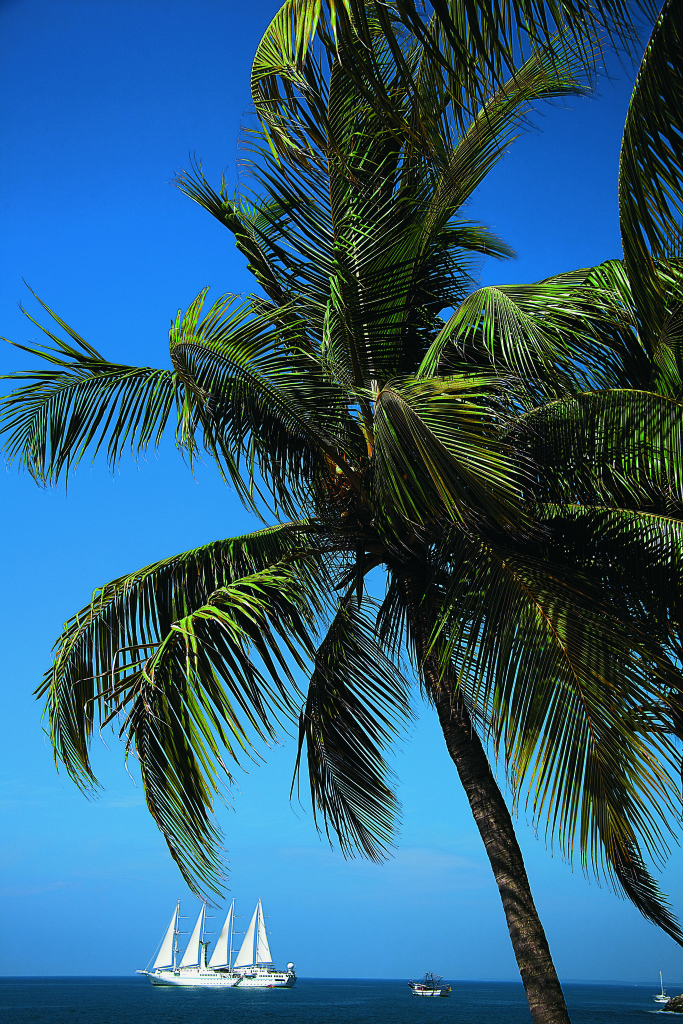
[
  {"x1": 251, "y1": 0, "x2": 640, "y2": 154},
  {"x1": 38, "y1": 527, "x2": 326, "y2": 895},
  {"x1": 247, "y1": 18, "x2": 589, "y2": 389},
  {"x1": 170, "y1": 288, "x2": 367, "y2": 512},
  {"x1": 0, "y1": 295, "x2": 185, "y2": 484},
  {"x1": 418, "y1": 275, "x2": 628, "y2": 397},
  {"x1": 372, "y1": 374, "x2": 531, "y2": 530},
  {"x1": 39, "y1": 524, "x2": 322, "y2": 784},
  {"x1": 522, "y1": 388, "x2": 683, "y2": 505},
  {"x1": 427, "y1": 532, "x2": 683, "y2": 942},
  {"x1": 619, "y1": 0, "x2": 683, "y2": 348},
  {"x1": 294, "y1": 595, "x2": 412, "y2": 861},
  {"x1": 419, "y1": 37, "x2": 591, "y2": 227}
]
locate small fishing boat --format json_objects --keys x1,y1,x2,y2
[
  {"x1": 654, "y1": 971, "x2": 669, "y2": 1004},
  {"x1": 409, "y1": 972, "x2": 451, "y2": 997}
]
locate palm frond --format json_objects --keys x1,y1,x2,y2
[
  {"x1": 38, "y1": 527, "x2": 327, "y2": 895},
  {"x1": 619, "y1": 0, "x2": 683, "y2": 352},
  {"x1": 169, "y1": 288, "x2": 366, "y2": 514},
  {"x1": 418, "y1": 275, "x2": 628, "y2": 398},
  {"x1": 247, "y1": 16, "x2": 589, "y2": 388},
  {"x1": 427, "y1": 532, "x2": 683, "y2": 942},
  {"x1": 251, "y1": 0, "x2": 641, "y2": 155},
  {"x1": 537, "y1": 502, "x2": 683, "y2": 654},
  {"x1": 39, "y1": 524, "x2": 323, "y2": 785},
  {"x1": 174, "y1": 164, "x2": 293, "y2": 308},
  {"x1": 372, "y1": 374, "x2": 531, "y2": 531},
  {"x1": 579, "y1": 260, "x2": 656, "y2": 390},
  {"x1": 419, "y1": 36, "x2": 591, "y2": 231},
  {"x1": 294, "y1": 595, "x2": 412, "y2": 861},
  {"x1": 0, "y1": 295, "x2": 184, "y2": 484},
  {"x1": 522, "y1": 388, "x2": 683, "y2": 506}
]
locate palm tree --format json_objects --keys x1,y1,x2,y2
[{"x1": 3, "y1": 3, "x2": 683, "y2": 1024}]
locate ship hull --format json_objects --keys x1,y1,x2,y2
[
  {"x1": 143, "y1": 968, "x2": 296, "y2": 988},
  {"x1": 146, "y1": 969, "x2": 240, "y2": 987},
  {"x1": 233, "y1": 970, "x2": 296, "y2": 988}
]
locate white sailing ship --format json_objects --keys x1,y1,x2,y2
[{"x1": 138, "y1": 898, "x2": 296, "y2": 988}]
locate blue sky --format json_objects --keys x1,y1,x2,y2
[{"x1": 1, "y1": 0, "x2": 681, "y2": 985}]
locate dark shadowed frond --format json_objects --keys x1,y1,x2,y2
[
  {"x1": 169, "y1": 289, "x2": 366, "y2": 514},
  {"x1": 576, "y1": 257, "x2": 683, "y2": 396},
  {"x1": 294, "y1": 595, "x2": 412, "y2": 861},
  {"x1": 522, "y1": 388, "x2": 683, "y2": 506},
  {"x1": 578, "y1": 260, "x2": 656, "y2": 390},
  {"x1": 620, "y1": 0, "x2": 683, "y2": 350},
  {"x1": 610, "y1": 839, "x2": 682, "y2": 944},
  {"x1": 174, "y1": 164, "x2": 293, "y2": 308},
  {"x1": 427, "y1": 531, "x2": 683, "y2": 942},
  {"x1": 536, "y1": 502, "x2": 683, "y2": 653}
]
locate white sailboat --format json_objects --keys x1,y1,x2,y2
[
  {"x1": 654, "y1": 971, "x2": 669, "y2": 1004},
  {"x1": 138, "y1": 898, "x2": 295, "y2": 988}
]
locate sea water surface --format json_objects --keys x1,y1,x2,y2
[{"x1": 0, "y1": 977, "x2": 672, "y2": 1024}]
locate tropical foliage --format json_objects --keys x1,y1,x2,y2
[{"x1": 3, "y1": 1, "x2": 683, "y2": 1022}]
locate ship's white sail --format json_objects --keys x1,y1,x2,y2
[
  {"x1": 153, "y1": 904, "x2": 178, "y2": 969},
  {"x1": 233, "y1": 904, "x2": 258, "y2": 967},
  {"x1": 256, "y1": 899, "x2": 273, "y2": 964},
  {"x1": 208, "y1": 900, "x2": 233, "y2": 968},
  {"x1": 180, "y1": 904, "x2": 205, "y2": 967}
]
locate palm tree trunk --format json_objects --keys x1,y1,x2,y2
[
  {"x1": 430, "y1": 681, "x2": 570, "y2": 1024},
  {"x1": 400, "y1": 576, "x2": 570, "y2": 1023}
]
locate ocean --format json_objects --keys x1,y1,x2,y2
[{"x1": 0, "y1": 977, "x2": 672, "y2": 1024}]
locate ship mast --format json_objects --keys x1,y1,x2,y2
[
  {"x1": 172, "y1": 900, "x2": 180, "y2": 970},
  {"x1": 228, "y1": 899, "x2": 235, "y2": 970},
  {"x1": 200, "y1": 900, "x2": 212, "y2": 969}
]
